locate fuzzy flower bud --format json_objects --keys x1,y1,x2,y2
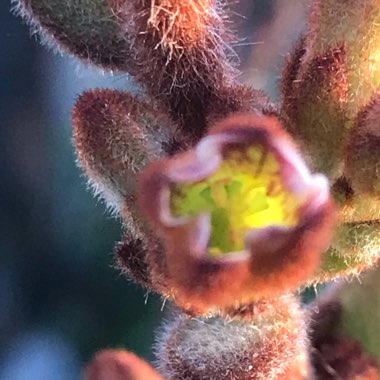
[
  {"x1": 73, "y1": 89, "x2": 173, "y2": 216},
  {"x1": 85, "y1": 350, "x2": 163, "y2": 380}
]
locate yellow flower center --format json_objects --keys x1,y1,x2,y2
[{"x1": 170, "y1": 146, "x2": 303, "y2": 256}]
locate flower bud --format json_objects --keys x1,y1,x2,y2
[
  {"x1": 85, "y1": 350, "x2": 163, "y2": 380},
  {"x1": 73, "y1": 89, "x2": 172, "y2": 216}
]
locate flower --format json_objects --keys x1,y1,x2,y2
[{"x1": 138, "y1": 114, "x2": 335, "y2": 313}]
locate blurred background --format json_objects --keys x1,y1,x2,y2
[{"x1": 0, "y1": 1, "x2": 308, "y2": 379}]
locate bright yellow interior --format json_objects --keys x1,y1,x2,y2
[{"x1": 170, "y1": 146, "x2": 302, "y2": 256}]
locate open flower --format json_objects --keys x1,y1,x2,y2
[{"x1": 138, "y1": 114, "x2": 335, "y2": 313}]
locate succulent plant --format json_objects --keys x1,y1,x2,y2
[{"x1": 13, "y1": 0, "x2": 380, "y2": 378}]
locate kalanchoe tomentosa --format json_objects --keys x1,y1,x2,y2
[{"x1": 13, "y1": 0, "x2": 380, "y2": 378}]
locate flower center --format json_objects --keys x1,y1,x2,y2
[{"x1": 170, "y1": 146, "x2": 303, "y2": 256}]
